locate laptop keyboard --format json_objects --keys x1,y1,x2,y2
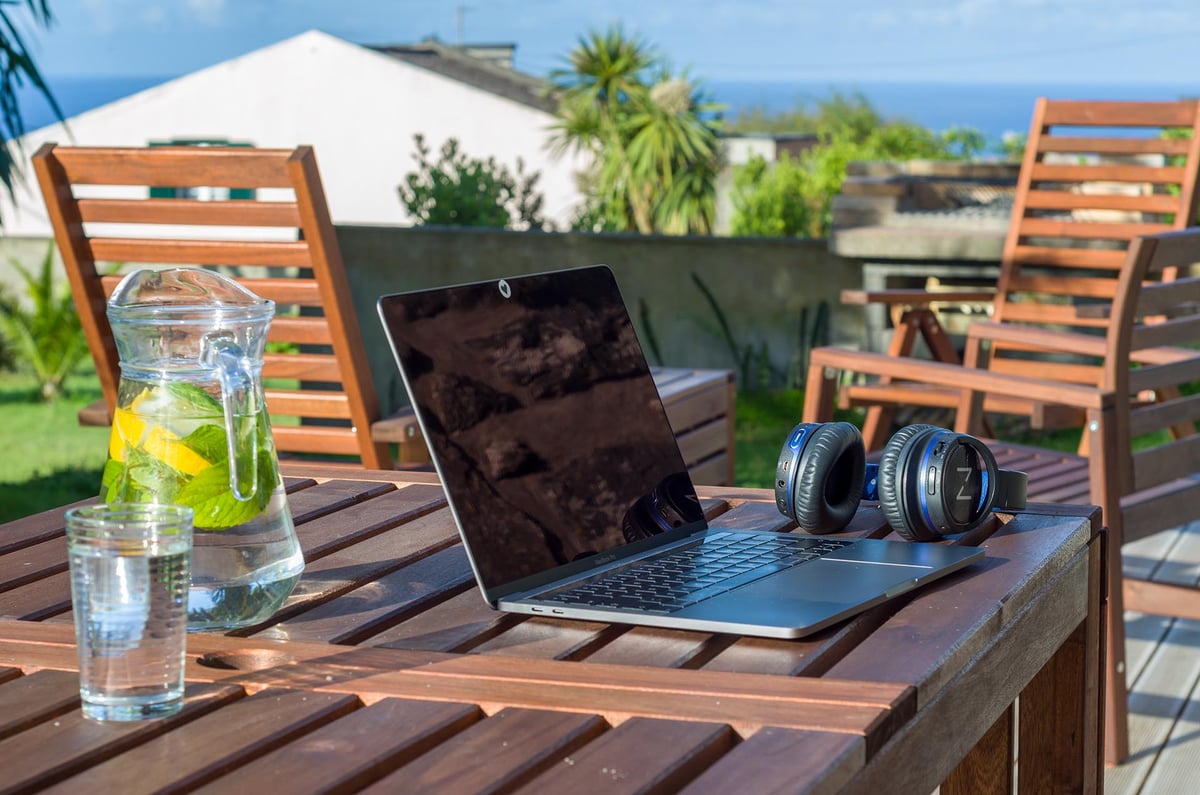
[{"x1": 531, "y1": 531, "x2": 854, "y2": 615}]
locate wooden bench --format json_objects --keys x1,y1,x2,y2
[{"x1": 804, "y1": 227, "x2": 1200, "y2": 765}]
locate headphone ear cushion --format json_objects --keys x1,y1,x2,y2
[
  {"x1": 877, "y1": 424, "x2": 940, "y2": 541},
  {"x1": 792, "y1": 422, "x2": 866, "y2": 533}
]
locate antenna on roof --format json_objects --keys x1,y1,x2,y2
[{"x1": 455, "y1": 5, "x2": 472, "y2": 47}]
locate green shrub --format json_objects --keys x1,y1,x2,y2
[
  {"x1": 399, "y1": 133, "x2": 545, "y2": 230},
  {"x1": 0, "y1": 243, "x2": 90, "y2": 401}
]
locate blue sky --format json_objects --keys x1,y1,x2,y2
[{"x1": 14, "y1": 0, "x2": 1200, "y2": 84}]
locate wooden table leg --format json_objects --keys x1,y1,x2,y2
[
  {"x1": 1017, "y1": 534, "x2": 1106, "y2": 792},
  {"x1": 943, "y1": 706, "x2": 1015, "y2": 794}
]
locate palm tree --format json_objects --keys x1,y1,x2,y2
[
  {"x1": 1, "y1": 1, "x2": 62, "y2": 226},
  {"x1": 549, "y1": 26, "x2": 721, "y2": 235}
]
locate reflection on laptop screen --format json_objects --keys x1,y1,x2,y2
[{"x1": 380, "y1": 266, "x2": 704, "y2": 591}]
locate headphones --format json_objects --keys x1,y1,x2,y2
[{"x1": 774, "y1": 422, "x2": 1028, "y2": 541}]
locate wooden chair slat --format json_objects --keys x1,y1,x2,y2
[
  {"x1": 1129, "y1": 393, "x2": 1200, "y2": 438},
  {"x1": 262, "y1": 352, "x2": 343, "y2": 382},
  {"x1": 1128, "y1": 356, "x2": 1200, "y2": 395},
  {"x1": 235, "y1": 278, "x2": 324, "y2": 306},
  {"x1": 1140, "y1": 227, "x2": 1200, "y2": 274},
  {"x1": 1132, "y1": 435, "x2": 1200, "y2": 492},
  {"x1": 1121, "y1": 480, "x2": 1200, "y2": 543},
  {"x1": 267, "y1": 316, "x2": 333, "y2": 346},
  {"x1": 1010, "y1": 245, "x2": 1127, "y2": 270},
  {"x1": 88, "y1": 238, "x2": 311, "y2": 268},
  {"x1": 1022, "y1": 189, "x2": 1182, "y2": 215},
  {"x1": 987, "y1": 357, "x2": 1101, "y2": 384},
  {"x1": 1003, "y1": 273, "x2": 1120, "y2": 299},
  {"x1": 99, "y1": 274, "x2": 324, "y2": 306},
  {"x1": 1134, "y1": 275, "x2": 1200, "y2": 316},
  {"x1": 272, "y1": 425, "x2": 362, "y2": 456},
  {"x1": 1037, "y1": 136, "x2": 1194, "y2": 156},
  {"x1": 995, "y1": 302, "x2": 1109, "y2": 327},
  {"x1": 1039, "y1": 99, "x2": 1200, "y2": 128},
  {"x1": 1029, "y1": 163, "x2": 1186, "y2": 186},
  {"x1": 77, "y1": 198, "x2": 302, "y2": 227},
  {"x1": 262, "y1": 390, "x2": 352, "y2": 419},
  {"x1": 1130, "y1": 313, "x2": 1200, "y2": 351},
  {"x1": 50, "y1": 145, "x2": 297, "y2": 187},
  {"x1": 1017, "y1": 218, "x2": 1174, "y2": 242}
]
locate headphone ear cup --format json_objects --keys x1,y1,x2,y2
[
  {"x1": 877, "y1": 424, "x2": 941, "y2": 541},
  {"x1": 792, "y1": 422, "x2": 866, "y2": 533}
]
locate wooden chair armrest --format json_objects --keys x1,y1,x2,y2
[
  {"x1": 968, "y1": 321, "x2": 1195, "y2": 366},
  {"x1": 808, "y1": 346, "x2": 1110, "y2": 411},
  {"x1": 840, "y1": 288, "x2": 996, "y2": 306},
  {"x1": 370, "y1": 408, "x2": 421, "y2": 444},
  {"x1": 78, "y1": 399, "x2": 112, "y2": 427}
]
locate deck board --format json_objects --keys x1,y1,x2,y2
[{"x1": 1106, "y1": 518, "x2": 1200, "y2": 794}]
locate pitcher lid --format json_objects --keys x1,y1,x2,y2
[{"x1": 107, "y1": 268, "x2": 275, "y2": 324}]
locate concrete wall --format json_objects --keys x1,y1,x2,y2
[
  {"x1": 0, "y1": 227, "x2": 864, "y2": 416},
  {"x1": 335, "y1": 226, "x2": 864, "y2": 415}
]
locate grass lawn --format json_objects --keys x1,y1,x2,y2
[{"x1": 0, "y1": 371, "x2": 109, "y2": 524}]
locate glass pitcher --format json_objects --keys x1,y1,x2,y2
[{"x1": 99, "y1": 268, "x2": 304, "y2": 631}]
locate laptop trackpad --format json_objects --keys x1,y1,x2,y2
[{"x1": 672, "y1": 558, "x2": 923, "y2": 624}]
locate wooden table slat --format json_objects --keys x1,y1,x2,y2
[
  {"x1": 516, "y1": 716, "x2": 737, "y2": 794},
  {"x1": 357, "y1": 707, "x2": 608, "y2": 795},
  {"x1": 0, "y1": 683, "x2": 245, "y2": 794},
  {"x1": 0, "y1": 669, "x2": 80, "y2": 741},
  {"x1": 678, "y1": 726, "x2": 865, "y2": 795},
  {"x1": 40, "y1": 689, "x2": 361, "y2": 795},
  {"x1": 191, "y1": 697, "x2": 483, "y2": 794}
]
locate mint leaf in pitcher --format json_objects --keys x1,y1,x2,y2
[
  {"x1": 181, "y1": 423, "x2": 228, "y2": 465},
  {"x1": 175, "y1": 463, "x2": 263, "y2": 529},
  {"x1": 164, "y1": 382, "x2": 223, "y2": 418}
]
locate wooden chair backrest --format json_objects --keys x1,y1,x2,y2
[
  {"x1": 1099, "y1": 227, "x2": 1200, "y2": 542},
  {"x1": 986, "y1": 98, "x2": 1200, "y2": 385},
  {"x1": 32, "y1": 143, "x2": 392, "y2": 469}
]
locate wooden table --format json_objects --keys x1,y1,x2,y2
[{"x1": 0, "y1": 466, "x2": 1105, "y2": 793}]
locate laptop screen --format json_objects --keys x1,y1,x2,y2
[{"x1": 378, "y1": 265, "x2": 705, "y2": 596}]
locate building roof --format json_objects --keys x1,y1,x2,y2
[{"x1": 368, "y1": 39, "x2": 557, "y2": 113}]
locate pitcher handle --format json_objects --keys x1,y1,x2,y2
[{"x1": 202, "y1": 333, "x2": 259, "y2": 502}]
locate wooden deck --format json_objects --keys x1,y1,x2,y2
[{"x1": 1108, "y1": 519, "x2": 1200, "y2": 793}]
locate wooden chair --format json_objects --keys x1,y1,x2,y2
[
  {"x1": 33, "y1": 143, "x2": 739, "y2": 484},
  {"x1": 33, "y1": 143, "x2": 397, "y2": 468},
  {"x1": 805, "y1": 226, "x2": 1200, "y2": 765},
  {"x1": 841, "y1": 99, "x2": 1200, "y2": 451}
]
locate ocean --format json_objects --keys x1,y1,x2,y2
[{"x1": 13, "y1": 75, "x2": 1197, "y2": 148}]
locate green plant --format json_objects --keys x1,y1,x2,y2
[
  {"x1": 729, "y1": 153, "x2": 811, "y2": 238},
  {"x1": 550, "y1": 25, "x2": 722, "y2": 235},
  {"x1": 689, "y1": 272, "x2": 829, "y2": 391},
  {"x1": 399, "y1": 133, "x2": 545, "y2": 230},
  {"x1": 728, "y1": 93, "x2": 987, "y2": 239},
  {"x1": 0, "y1": 243, "x2": 90, "y2": 400},
  {"x1": 1, "y1": 1, "x2": 63, "y2": 226}
]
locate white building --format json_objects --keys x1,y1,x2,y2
[{"x1": 0, "y1": 29, "x2": 587, "y2": 236}]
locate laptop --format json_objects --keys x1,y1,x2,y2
[{"x1": 377, "y1": 265, "x2": 984, "y2": 639}]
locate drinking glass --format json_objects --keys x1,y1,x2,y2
[{"x1": 65, "y1": 503, "x2": 193, "y2": 721}]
